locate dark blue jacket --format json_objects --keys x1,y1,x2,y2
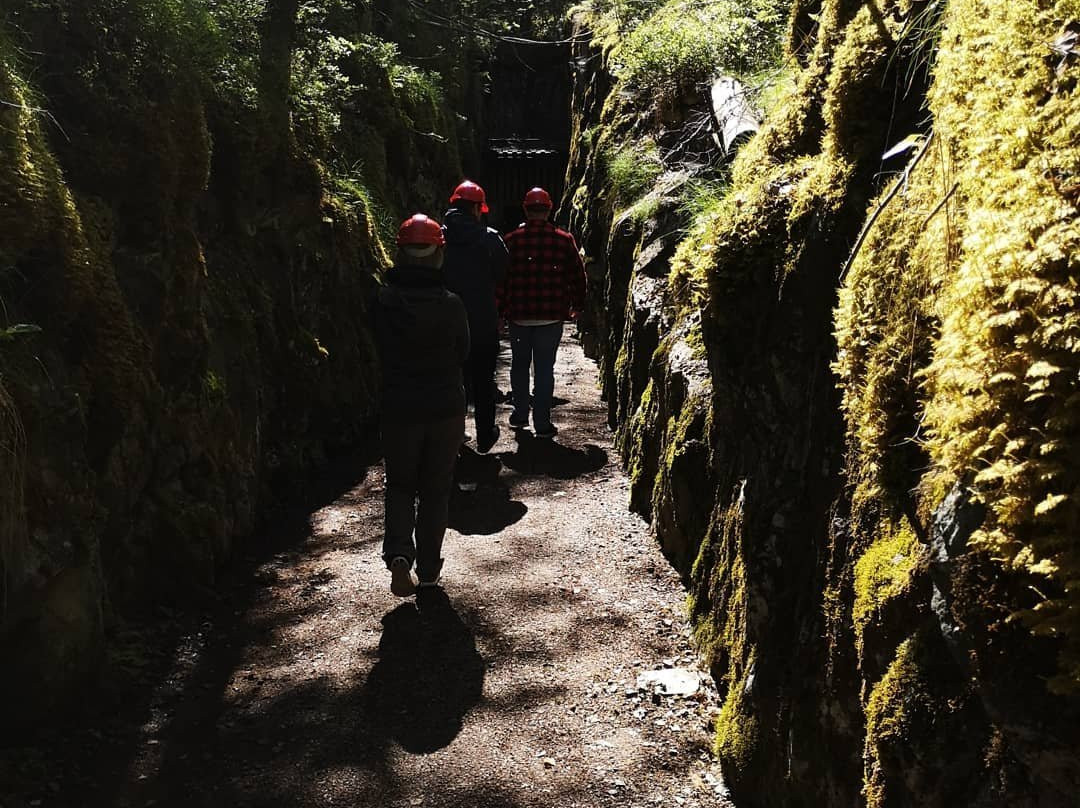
[
  {"x1": 442, "y1": 208, "x2": 509, "y2": 345},
  {"x1": 374, "y1": 265, "x2": 470, "y2": 423}
]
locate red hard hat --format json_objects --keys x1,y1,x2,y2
[
  {"x1": 450, "y1": 180, "x2": 489, "y2": 214},
  {"x1": 523, "y1": 187, "x2": 553, "y2": 208},
  {"x1": 396, "y1": 214, "x2": 446, "y2": 248}
]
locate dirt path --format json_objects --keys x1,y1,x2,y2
[{"x1": 2, "y1": 337, "x2": 734, "y2": 808}]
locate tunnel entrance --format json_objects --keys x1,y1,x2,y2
[{"x1": 477, "y1": 41, "x2": 572, "y2": 233}]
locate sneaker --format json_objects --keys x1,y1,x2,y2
[
  {"x1": 509, "y1": 412, "x2": 529, "y2": 428},
  {"x1": 535, "y1": 423, "x2": 558, "y2": 439},
  {"x1": 389, "y1": 556, "x2": 417, "y2": 597},
  {"x1": 477, "y1": 425, "x2": 500, "y2": 453},
  {"x1": 415, "y1": 584, "x2": 450, "y2": 616}
]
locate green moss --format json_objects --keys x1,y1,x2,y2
[
  {"x1": 919, "y1": 0, "x2": 1080, "y2": 693},
  {"x1": 687, "y1": 497, "x2": 758, "y2": 775},
  {"x1": 714, "y1": 649, "x2": 760, "y2": 771},
  {"x1": 864, "y1": 637, "x2": 920, "y2": 808},
  {"x1": 626, "y1": 192, "x2": 662, "y2": 224},
  {"x1": 828, "y1": 0, "x2": 1080, "y2": 692},
  {"x1": 852, "y1": 519, "x2": 923, "y2": 653},
  {"x1": 202, "y1": 370, "x2": 227, "y2": 403},
  {"x1": 683, "y1": 322, "x2": 707, "y2": 361},
  {"x1": 328, "y1": 175, "x2": 393, "y2": 266},
  {"x1": 625, "y1": 377, "x2": 657, "y2": 494}
]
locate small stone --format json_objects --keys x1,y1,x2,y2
[{"x1": 636, "y1": 668, "x2": 701, "y2": 697}]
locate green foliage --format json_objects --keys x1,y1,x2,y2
[
  {"x1": 836, "y1": 0, "x2": 1080, "y2": 697},
  {"x1": 461, "y1": 0, "x2": 574, "y2": 39},
  {"x1": 613, "y1": 0, "x2": 790, "y2": 95},
  {"x1": 6, "y1": 0, "x2": 224, "y2": 92},
  {"x1": 888, "y1": 0, "x2": 948, "y2": 98},
  {"x1": 329, "y1": 173, "x2": 394, "y2": 263},
  {"x1": 0, "y1": 324, "x2": 42, "y2": 342},
  {"x1": 604, "y1": 139, "x2": 663, "y2": 208},
  {"x1": 574, "y1": 0, "x2": 665, "y2": 32},
  {"x1": 679, "y1": 178, "x2": 731, "y2": 226},
  {"x1": 202, "y1": 370, "x2": 227, "y2": 402},
  {"x1": 920, "y1": 0, "x2": 1080, "y2": 693},
  {"x1": 203, "y1": 0, "x2": 262, "y2": 106}
]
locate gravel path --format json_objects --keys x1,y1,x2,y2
[{"x1": 2, "y1": 336, "x2": 734, "y2": 808}]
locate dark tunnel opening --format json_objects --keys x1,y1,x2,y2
[{"x1": 472, "y1": 40, "x2": 573, "y2": 234}]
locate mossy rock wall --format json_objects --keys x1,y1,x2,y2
[
  {"x1": 0, "y1": 1, "x2": 470, "y2": 726},
  {"x1": 568, "y1": 0, "x2": 1080, "y2": 805}
]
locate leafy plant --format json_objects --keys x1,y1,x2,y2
[
  {"x1": 605, "y1": 139, "x2": 663, "y2": 208},
  {"x1": 613, "y1": 0, "x2": 790, "y2": 96},
  {"x1": 0, "y1": 324, "x2": 42, "y2": 341}
]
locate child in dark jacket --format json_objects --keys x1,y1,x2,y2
[{"x1": 374, "y1": 214, "x2": 470, "y2": 597}]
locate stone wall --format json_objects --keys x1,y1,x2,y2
[
  {"x1": 0, "y1": 0, "x2": 467, "y2": 726},
  {"x1": 565, "y1": 1, "x2": 1080, "y2": 805}
]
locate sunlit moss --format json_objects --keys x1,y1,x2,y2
[
  {"x1": 863, "y1": 637, "x2": 920, "y2": 808},
  {"x1": 852, "y1": 519, "x2": 923, "y2": 655},
  {"x1": 919, "y1": 0, "x2": 1080, "y2": 693},
  {"x1": 714, "y1": 648, "x2": 760, "y2": 772},
  {"x1": 832, "y1": 0, "x2": 1080, "y2": 693}
]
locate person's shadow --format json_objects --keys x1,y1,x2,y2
[
  {"x1": 500, "y1": 431, "x2": 608, "y2": 480},
  {"x1": 450, "y1": 447, "x2": 528, "y2": 535},
  {"x1": 361, "y1": 595, "x2": 485, "y2": 754}
]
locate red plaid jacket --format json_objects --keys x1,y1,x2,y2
[{"x1": 499, "y1": 220, "x2": 587, "y2": 322}]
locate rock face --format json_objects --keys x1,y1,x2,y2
[
  {"x1": 0, "y1": 1, "x2": 471, "y2": 726},
  {"x1": 565, "y1": 1, "x2": 1080, "y2": 806}
]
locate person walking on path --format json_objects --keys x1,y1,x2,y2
[
  {"x1": 374, "y1": 214, "x2": 470, "y2": 597},
  {"x1": 499, "y1": 187, "x2": 587, "y2": 438},
  {"x1": 442, "y1": 180, "x2": 509, "y2": 454}
]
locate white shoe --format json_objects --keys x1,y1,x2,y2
[{"x1": 390, "y1": 556, "x2": 417, "y2": 597}]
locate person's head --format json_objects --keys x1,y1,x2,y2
[
  {"x1": 522, "y1": 187, "x2": 553, "y2": 221},
  {"x1": 396, "y1": 213, "x2": 446, "y2": 269},
  {"x1": 449, "y1": 180, "x2": 489, "y2": 221}
]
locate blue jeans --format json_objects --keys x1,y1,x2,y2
[{"x1": 509, "y1": 322, "x2": 564, "y2": 430}]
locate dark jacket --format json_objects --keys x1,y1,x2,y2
[
  {"x1": 374, "y1": 264, "x2": 470, "y2": 424},
  {"x1": 442, "y1": 207, "x2": 509, "y2": 344}
]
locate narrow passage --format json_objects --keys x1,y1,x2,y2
[{"x1": 14, "y1": 337, "x2": 734, "y2": 808}]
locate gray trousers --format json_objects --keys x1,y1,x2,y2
[{"x1": 381, "y1": 415, "x2": 464, "y2": 582}]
